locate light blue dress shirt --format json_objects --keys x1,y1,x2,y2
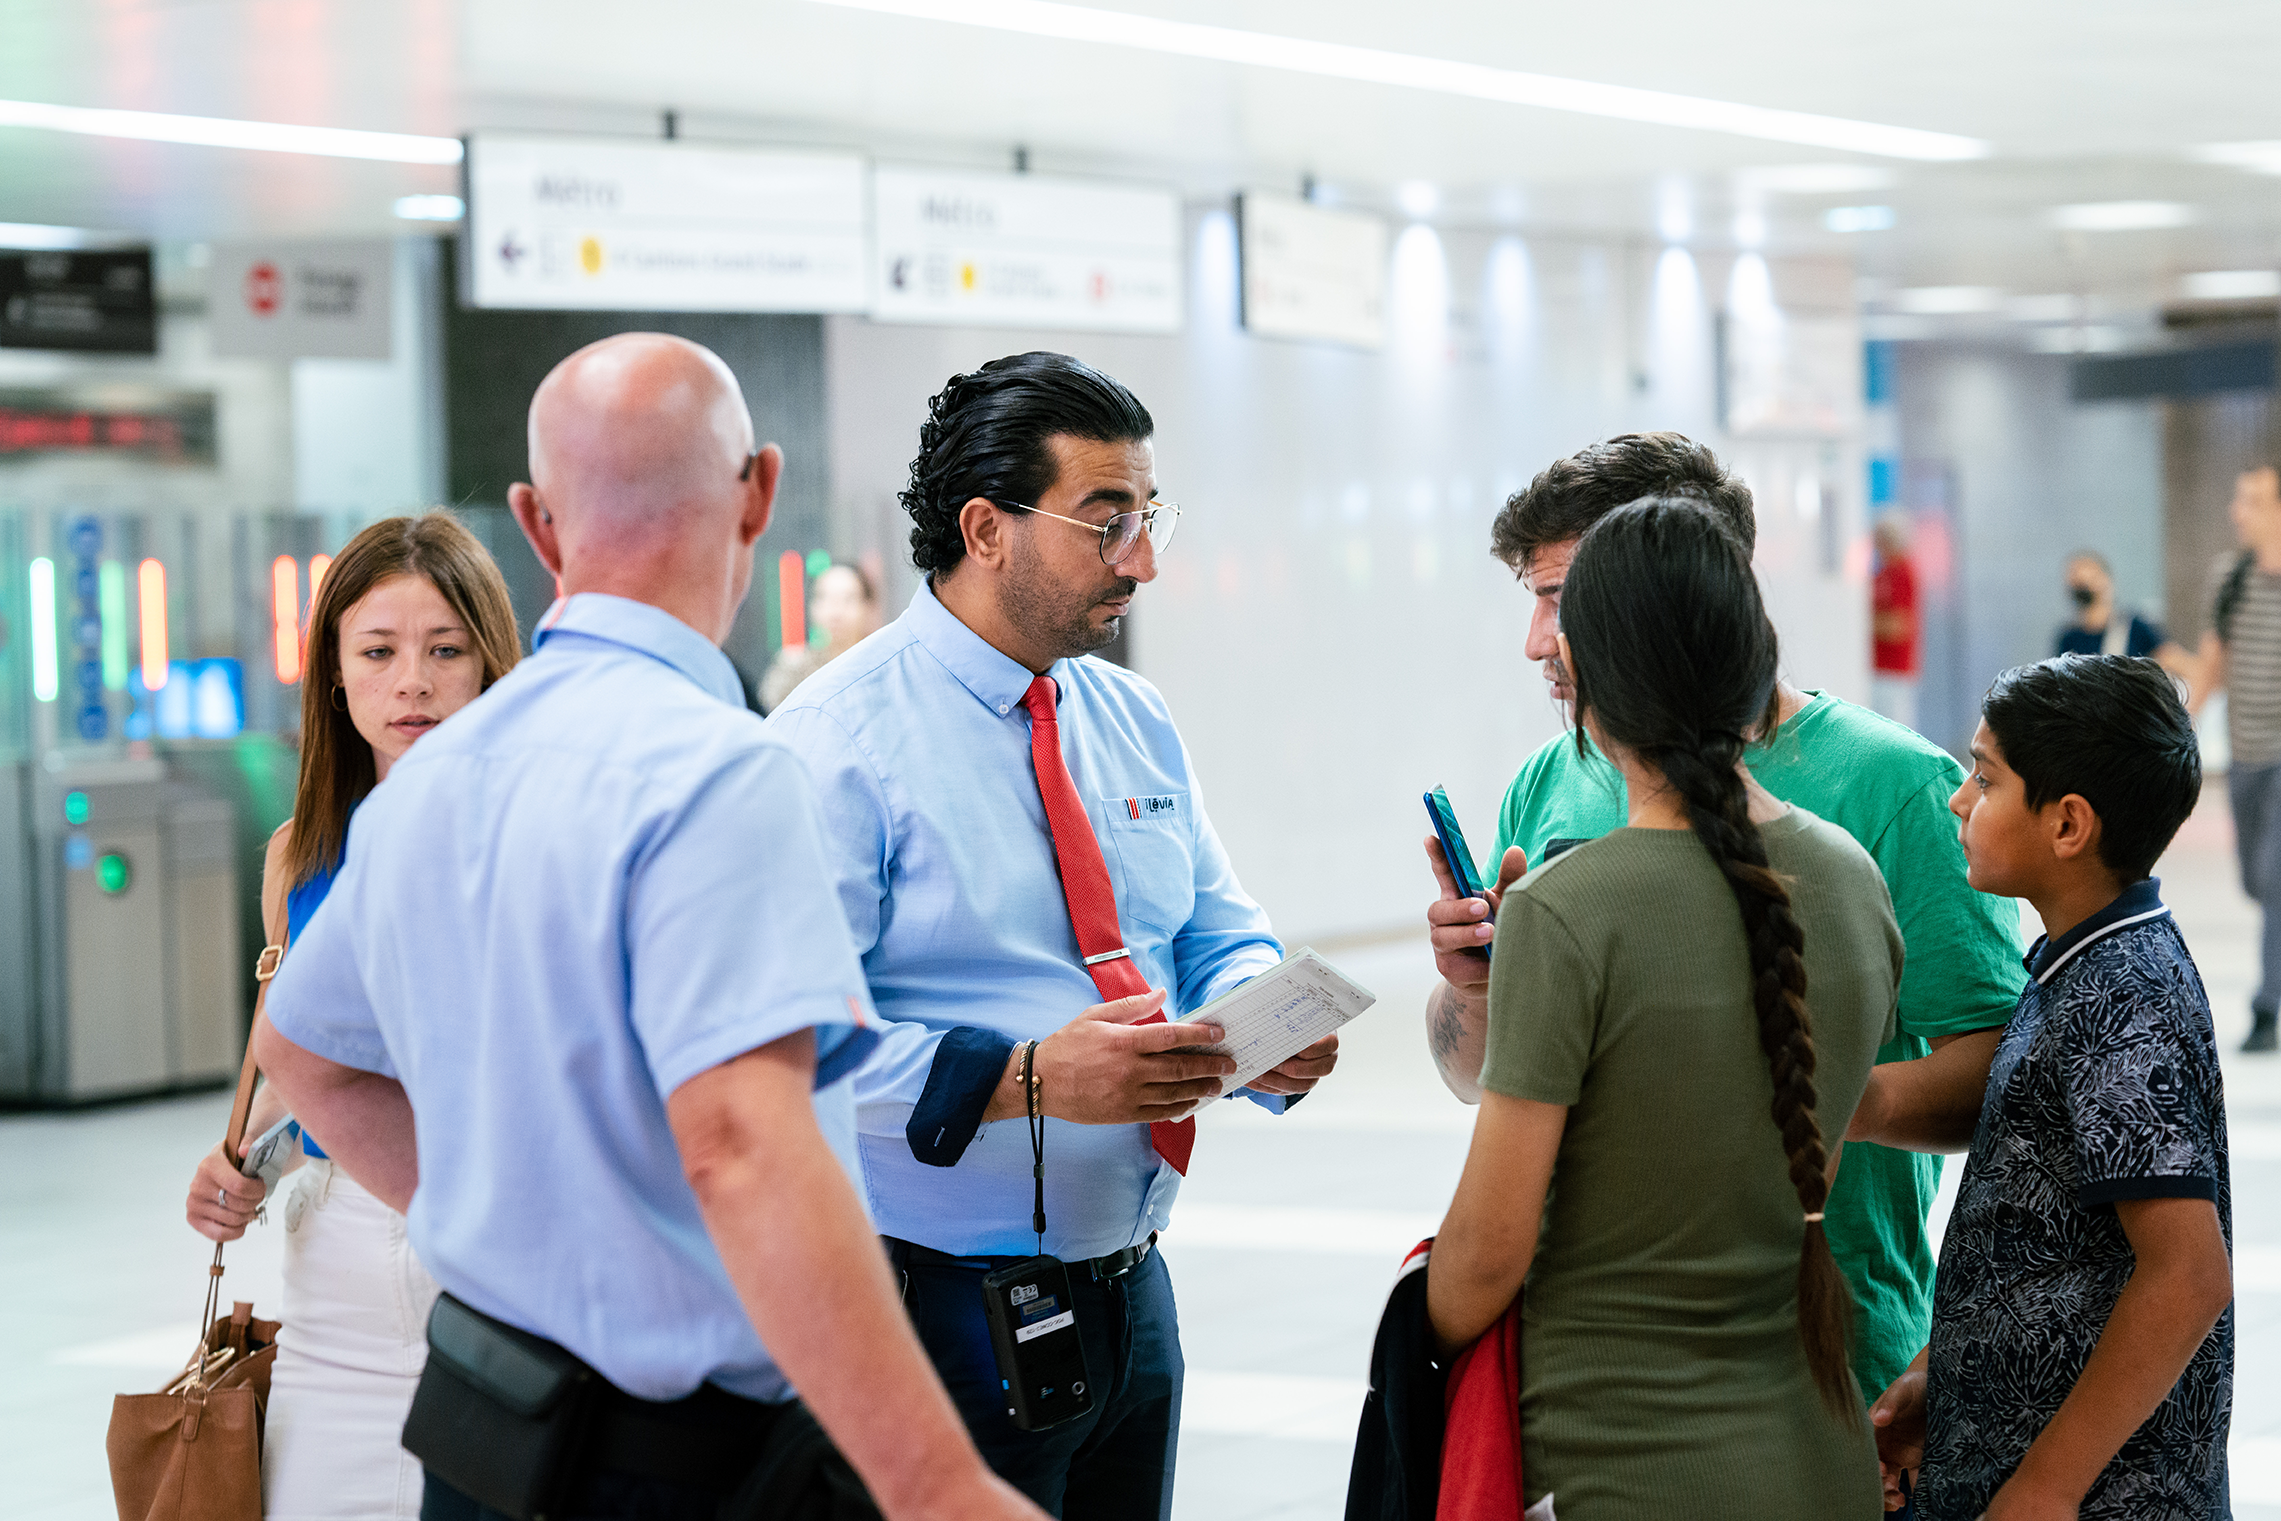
[
  {"x1": 265, "y1": 593, "x2": 878, "y2": 1402},
  {"x1": 767, "y1": 582, "x2": 1283, "y2": 1261}
]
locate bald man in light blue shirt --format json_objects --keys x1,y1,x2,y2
[{"x1": 259, "y1": 333, "x2": 1043, "y2": 1521}]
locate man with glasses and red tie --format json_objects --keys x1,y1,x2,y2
[{"x1": 769, "y1": 351, "x2": 1337, "y2": 1519}]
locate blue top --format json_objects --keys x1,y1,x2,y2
[
  {"x1": 1920, "y1": 879, "x2": 2232, "y2": 1520},
  {"x1": 264, "y1": 593, "x2": 879, "y2": 1402},
  {"x1": 2054, "y1": 612, "x2": 2167, "y2": 660},
  {"x1": 284, "y1": 857, "x2": 344, "y2": 1160},
  {"x1": 767, "y1": 581, "x2": 1285, "y2": 1261}
]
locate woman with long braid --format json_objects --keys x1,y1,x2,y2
[{"x1": 1428, "y1": 498, "x2": 1897, "y2": 1518}]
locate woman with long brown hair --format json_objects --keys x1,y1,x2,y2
[
  {"x1": 1426, "y1": 499, "x2": 1897, "y2": 1518},
  {"x1": 183, "y1": 512, "x2": 519, "y2": 1521}
]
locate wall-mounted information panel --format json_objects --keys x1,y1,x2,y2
[
  {"x1": 210, "y1": 240, "x2": 395, "y2": 360},
  {"x1": 0, "y1": 249, "x2": 158, "y2": 354},
  {"x1": 463, "y1": 133, "x2": 868, "y2": 313},
  {"x1": 871, "y1": 166, "x2": 1181, "y2": 333},
  {"x1": 1237, "y1": 193, "x2": 1388, "y2": 351}
]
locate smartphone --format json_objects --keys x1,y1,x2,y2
[
  {"x1": 981, "y1": 1256, "x2": 1094, "y2": 1433},
  {"x1": 1425, "y1": 786, "x2": 1491, "y2": 962},
  {"x1": 241, "y1": 1113, "x2": 299, "y2": 1195}
]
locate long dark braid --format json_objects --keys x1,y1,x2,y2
[{"x1": 1563, "y1": 498, "x2": 1857, "y2": 1421}]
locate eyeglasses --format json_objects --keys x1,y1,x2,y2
[{"x1": 997, "y1": 498, "x2": 1181, "y2": 567}]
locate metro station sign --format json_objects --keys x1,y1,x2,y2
[
  {"x1": 463, "y1": 133, "x2": 868, "y2": 313},
  {"x1": 870, "y1": 166, "x2": 1182, "y2": 334}
]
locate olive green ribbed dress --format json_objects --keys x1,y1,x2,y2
[{"x1": 1481, "y1": 808, "x2": 1901, "y2": 1521}]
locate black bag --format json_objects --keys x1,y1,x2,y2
[{"x1": 401, "y1": 1293, "x2": 600, "y2": 1521}]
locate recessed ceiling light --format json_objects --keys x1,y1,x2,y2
[
  {"x1": 1657, "y1": 181, "x2": 1693, "y2": 243},
  {"x1": 1893, "y1": 285, "x2": 2004, "y2": 315},
  {"x1": 1736, "y1": 164, "x2": 1898, "y2": 195},
  {"x1": 809, "y1": 0, "x2": 1989, "y2": 160},
  {"x1": 2028, "y1": 325, "x2": 2130, "y2": 354},
  {"x1": 2189, "y1": 142, "x2": 2281, "y2": 176},
  {"x1": 1824, "y1": 205, "x2": 1895, "y2": 233},
  {"x1": 2180, "y1": 269, "x2": 2281, "y2": 300},
  {"x1": 0, "y1": 97, "x2": 461, "y2": 164},
  {"x1": 394, "y1": 194, "x2": 465, "y2": 222},
  {"x1": 1862, "y1": 314, "x2": 1936, "y2": 341},
  {"x1": 2048, "y1": 201, "x2": 2195, "y2": 232},
  {"x1": 2007, "y1": 293, "x2": 2082, "y2": 323}
]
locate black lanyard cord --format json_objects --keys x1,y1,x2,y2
[{"x1": 1024, "y1": 1039, "x2": 1046, "y2": 1253}]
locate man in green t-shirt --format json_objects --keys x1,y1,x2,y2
[{"x1": 1422, "y1": 432, "x2": 2026, "y2": 1407}]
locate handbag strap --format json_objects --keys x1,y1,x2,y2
[
  {"x1": 197, "y1": 918, "x2": 290, "y2": 1383},
  {"x1": 225, "y1": 920, "x2": 291, "y2": 1159}
]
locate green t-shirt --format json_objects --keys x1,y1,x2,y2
[
  {"x1": 1489, "y1": 691, "x2": 2027, "y2": 1400},
  {"x1": 1484, "y1": 815, "x2": 1894, "y2": 1517}
]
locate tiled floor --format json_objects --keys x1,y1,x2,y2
[{"x1": 8, "y1": 788, "x2": 2278, "y2": 1519}]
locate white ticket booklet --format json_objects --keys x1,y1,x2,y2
[{"x1": 1183, "y1": 948, "x2": 1378, "y2": 1092}]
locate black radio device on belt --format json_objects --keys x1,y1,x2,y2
[{"x1": 979, "y1": 1040, "x2": 1094, "y2": 1432}]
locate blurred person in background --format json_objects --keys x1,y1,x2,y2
[
  {"x1": 1427, "y1": 498, "x2": 1892, "y2": 1518},
  {"x1": 1870, "y1": 516, "x2": 1922, "y2": 732},
  {"x1": 1421, "y1": 433, "x2": 2023, "y2": 1472},
  {"x1": 254, "y1": 334, "x2": 1042, "y2": 1521},
  {"x1": 770, "y1": 352, "x2": 1337, "y2": 1519},
  {"x1": 2053, "y1": 549, "x2": 2196, "y2": 677},
  {"x1": 185, "y1": 513, "x2": 521, "y2": 1521},
  {"x1": 2193, "y1": 462, "x2": 2281, "y2": 1052},
  {"x1": 813, "y1": 560, "x2": 884, "y2": 656},
  {"x1": 757, "y1": 561, "x2": 884, "y2": 710}
]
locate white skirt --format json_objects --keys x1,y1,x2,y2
[{"x1": 263, "y1": 1157, "x2": 441, "y2": 1521}]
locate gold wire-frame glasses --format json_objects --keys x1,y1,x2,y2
[{"x1": 997, "y1": 498, "x2": 1181, "y2": 567}]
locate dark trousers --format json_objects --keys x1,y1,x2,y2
[
  {"x1": 424, "y1": 1469, "x2": 719, "y2": 1521},
  {"x1": 2231, "y1": 761, "x2": 2281, "y2": 1013},
  {"x1": 897, "y1": 1243, "x2": 1182, "y2": 1521}
]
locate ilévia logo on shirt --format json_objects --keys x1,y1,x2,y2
[{"x1": 1125, "y1": 795, "x2": 1179, "y2": 821}]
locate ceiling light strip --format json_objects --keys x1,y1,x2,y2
[
  {"x1": 0, "y1": 98, "x2": 462, "y2": 164},
  {"x1": 812, "y1": 0, "x2": 1987, "y2": 161}
]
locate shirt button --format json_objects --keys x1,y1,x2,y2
[{"x1": 999, "y1": 702, "x2": 1009, "y2": 714}]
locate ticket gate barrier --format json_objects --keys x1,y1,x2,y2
[{"x1": 0, "y1": 753, "x2": 242, "y2": 1104}]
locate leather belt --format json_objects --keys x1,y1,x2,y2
[{"x1": 886, "y1": 1234, "x2": 1156, "y2": 1282}]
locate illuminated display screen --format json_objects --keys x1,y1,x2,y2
[{"x1": 0, "y1": 386, "x2": 217, "y2": 462}]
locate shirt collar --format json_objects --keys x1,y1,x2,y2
[
  {"x1": 902, "y1": 579, "x2": 1057, "y2": 718},
  {"x1": 532, "y1": 593, "x2": 745, "y2": 708},
  {"x1": 2025, "y1": 877, "x2": 2170, "y2": 985}
]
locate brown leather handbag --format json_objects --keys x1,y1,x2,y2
[{"x1": 106, "y1": 949, "x2": 285, "y2": 1521}]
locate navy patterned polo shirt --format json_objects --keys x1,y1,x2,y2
[{"x1": 1919, "y1": 878, "x2": 2233, "y2": 1520}]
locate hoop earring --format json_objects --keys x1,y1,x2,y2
[{"x1": 330, "y1": 686, "x2": 347, "y2": 712}]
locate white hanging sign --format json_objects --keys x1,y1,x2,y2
[
  {"x1": 1238, "y1": 192, "x2": 1388, "y2": 350},
  {"x1": 464, "y1": 134, "x2": 868, "y2": 313},
  {"x1": 870, "y1": 166, "x2": 1181, "y2": 333}
]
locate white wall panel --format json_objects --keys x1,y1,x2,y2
[{"x1": 824, "y1": 211, "x2": 1867, "y2": 946}]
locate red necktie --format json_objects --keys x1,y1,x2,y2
[{"x1": 1022, "y1": 675, "x2": 1195, "y2": 1175}]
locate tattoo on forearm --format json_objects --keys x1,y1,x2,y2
[{"x1": 1429, "y1": 985, "x2": 1465, "y2": 1066}]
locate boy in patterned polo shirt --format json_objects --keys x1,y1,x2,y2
[{"x1": 1872, "y1": 654, "x2": 2234, "y2": 1520}]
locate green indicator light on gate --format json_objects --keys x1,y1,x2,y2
[
  {"x1": 96, "y1": 851, "x2": 131, "y2": 896},
  {"x1": 805, "y1": 548, "x2": 833, "y2": 578},
  {"x1": 62, "y1": 790, "x2": 89, "y2": 826}
]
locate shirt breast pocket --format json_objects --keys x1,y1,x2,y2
[{"x1": 1099, "y1": 792, "x2": 1195, "y2": 937}]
